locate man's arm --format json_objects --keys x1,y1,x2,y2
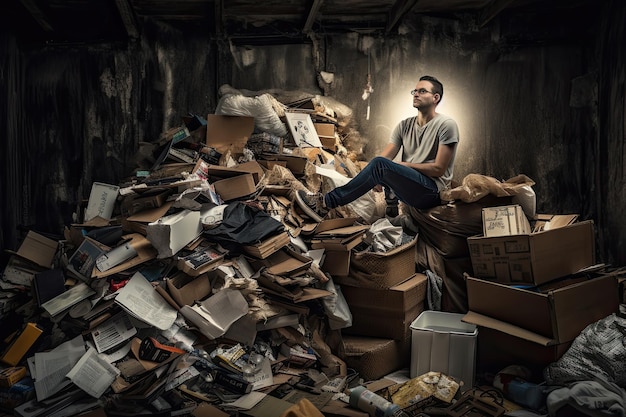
[
  {"x1": 400, "y1": 143, "x2": 456, "y2": 178},
  {"x1": 379, "y1": 143, "x2": 400, "y2": 159}
]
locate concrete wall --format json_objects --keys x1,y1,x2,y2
[{"x1": 1, "y1": 2, "x2": 624, "y2": 267}]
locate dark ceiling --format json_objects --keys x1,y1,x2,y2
[{"x1": 2, "y1": 0, "x2": 596, "y2": 46}]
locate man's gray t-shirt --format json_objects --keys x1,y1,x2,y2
[{"x1": 389, "y1": 113, "x2": 459, "y2": 192}]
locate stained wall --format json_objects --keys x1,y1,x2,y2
[{"x1": 1, "y1": 1, "x2": 624, "y2": 266}]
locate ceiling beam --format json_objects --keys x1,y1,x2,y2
[
  {"x1": 386, "y1": 0, "x2": 418, "y2": 34},
  {"x1": 18, "y1": 0, "x2": 53, "y2": 32},
  {"x1": 114, "y1": 0, "x2": 139, "y2": 39},
  {"x1": 479, "y1": 0, "x2": 516, "y2": 27},
  {"x1": 303, "y1": 0, "x2": 324, "y2": 34}
]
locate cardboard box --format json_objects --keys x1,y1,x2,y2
[
  {"x1": 474, "y1": 327, "x2": 572, "y2": 378},
  {"x1": 121, "y1": 201, "x2": 174, "y2": 235},
  {"x1": 16, "y1": 231, "x2": 59, "y2": 269},
  {"x1": 311, "y1": 222, "x2": 367, "y2": 278},
  {"x1": 206, "y1": 162, "x2": 265, "y2": 185},
  {"x1": 313, "y1": 122, "x2": 335, "y2": 138},
  {"x1": 342, "y1": 274, "x2": 427, "y2": 340},
  {"x1": 259, "y1": 154, "x2": 308, "y2": 176},
  {"x1": 205, "y1": 115, "x2": 254, "y2": 155},
  {"x1": 146, "y1": 209, "x2": 203, "y2": 258},
  {"x1": 482, "y1": 204, "x2": 530, "y2": 237},
  {"x1": 314, "y1": 123, "x2": 337, "y2": 151},
  {"x1": 1, "y1": 323, "x2": 43, "y2": 366},
  {"x1": 336, "y1": 238, "x2": 417, "y2": 289},
  {"x1": 467, "y1": 220, "x2": 595, "y2": 285},
  {"x1": 409, "y1": 311, "x2": 478, "y2": 391},
  {"x1": 341, "y1": 335, "x2": 411, "y2": 381},
  {"x1": 120, "y1": 187, "x2": 173, "y2": 216},
  {"x1": 212, "y1": 173, "x2": 256, "y2": 202},
  {"x1": 166, "y1": 271, "x2": 212, "y2": 307},
  {"x1": 462, "y1": 273, "x2": 619, "y2": 345},
  {"x1": 321, "y1": 250, "x2": 351, "y2": 277}
]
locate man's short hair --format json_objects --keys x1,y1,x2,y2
[{"x1": 420, "y1": 75, "x2": 443, "y2": 97}]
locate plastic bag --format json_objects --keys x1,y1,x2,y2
[
  {"x1": 216, "y1": 93, "x2": 288, "y2": 137},
  {"x1": 440, "y1": 173, "x2": 536, "y2": 207},
  {"x1": 320, "y1": 278, "x2": 352, "y2": 330}
]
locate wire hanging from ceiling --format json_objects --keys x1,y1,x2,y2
[{"x1": 361, "y1": 37, "x2": 374, "y2": 120}]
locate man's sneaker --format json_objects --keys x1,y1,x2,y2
[{"x1": 295, "y1": 190, "x2": 328, "y2": 222}]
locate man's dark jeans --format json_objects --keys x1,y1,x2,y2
[{"x1": 324, "y1": 156, "x2": 441, "y2": 210}]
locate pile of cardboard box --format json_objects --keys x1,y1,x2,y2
[
  {"x1": 462, "y1": 204, "x2": 621, "y2": 378},
  {"x1": 0, "y1": 108, "x2": 430, "y2": 417}
]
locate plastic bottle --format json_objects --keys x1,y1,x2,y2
[
  {"x1": 504, "y1": 378, "x2": 546, "y2": 410},
  {"x1": 494, "y1": 373, "x2": 546, "y2": 410},
  {"x1": 349, "y1": 386, "x2": 409, "y2": 417}
]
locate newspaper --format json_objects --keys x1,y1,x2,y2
[
  {"x1": 114, "y1": 271, "x2": 177, "y2": 330},
  {"x1": 91, "y1": 311, "x2": 137, "y2": 353},
  {"x1": 66, "y1": 347, "x2": 120, "y2": 398},
  {"x1": 32, "y1": 335, "x2": 86, "y2": 401}
]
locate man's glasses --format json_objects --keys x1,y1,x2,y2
[{"x1": 411, "y1": 88, "x2": 434, "y2": 95}]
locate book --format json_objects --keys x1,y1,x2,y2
[
  {"x1": 67, "y1": 238, "x2": 107, "y2": 282},
  {"x1": 40, "y1": 283, "x2": 96, "y2": 318},
  {"x1": 242, "y1": 231, "x2": 290, "y2": 259},
  {"x1": 32, "y1": 269, "x2": 66, "y2": 306},
  {"x1": 177, "y1": 246, "x2": 225, "y2": 276}
]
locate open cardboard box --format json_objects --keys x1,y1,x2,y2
[
  {"x1": 165, "y1": 270, "x2": 213, "y2": 308},
  {"x1": 467, "y1": 220, "x2": 595, "y2": 285},
  {"x1": 259, "y1": 153, "x2": 308, "y2": 176},
  {"x1": 16, "y1": 231, "x2": 59, "y2": 269},
  {"x1": 462, "y1": 272, "x2": 619, "y2": 345}
]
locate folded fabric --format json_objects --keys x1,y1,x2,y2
[{"x1": 547, "y1": 379, "x2": 626, "y2": 417}]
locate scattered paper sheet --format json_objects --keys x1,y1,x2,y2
[
  {"x1": 33, "y1": 335, "x2": 86, "y2": 401},
  {"x1": 66, "y1": 347, "x2": 120, "y2": 398},
  {"x1": 179, "y1": 288, "x2": 249, "y2": 339},
  {"x1": 114, "y1": 271, "x2": 178, "y2": 330},
  {"x1": 91, "y1": 311, "x2": 137, "y2": 353},
  {"x1": 227, "y1": 391, "x2": 267, "y2": 410}
]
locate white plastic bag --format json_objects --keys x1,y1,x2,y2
[{"x1": 320, "y1": 278, "x2": 353, "y2": 330}]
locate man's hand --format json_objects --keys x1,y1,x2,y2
[{"x1": 373, "y1": 184, "x2": 383, "y2": 192}]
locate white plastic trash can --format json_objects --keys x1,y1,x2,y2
[{"x1": 410, "y1": 310, "x2": 478, "y2": 391}]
